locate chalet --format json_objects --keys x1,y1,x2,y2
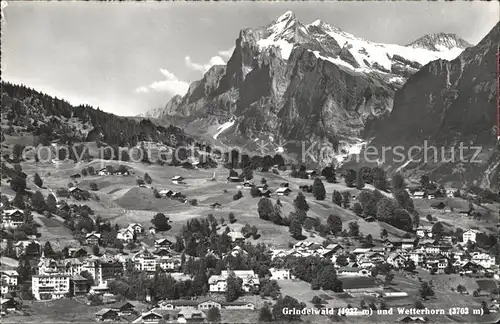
[
  {"x1": 425, "y1": 257, "x2": 448, "y2": 274},
  {"x1": 280, "y1": 182, "x2": 289, "y2": 188},
  {"x1": 177, "y1": 308, "x2": 207, "y2": 323},
  {"x1": 112, "y1": 302, "x2": 137, "y2": 315},
  {"x1": 85, "y1": 232, "x2": 101, "y2": 245},
  {"x1": 0, "y1": 270, "x2": 19, "y2": 295},
  {"x1": 269, "y1": 268, "x2": 291, "y2": 280},
  {"x1": 69, "y1": 247, "x2": 88, "y2": 258},
  {"x1": 384, "y1": 238, "x2": 417, "y2": 250},
  {"x1": 68, "y1": 186, "x2": 84, "y2": 196},
  {"x1": 69, "y1": 173, "x2": 82, "y2": 179},
  {"x1": 306, "y1": 170, "x2": 317, "y2": 179},
  {"x1": 115, "y1": 169, "x2": 130, "y2": 176},
  {"x1": 71, "y1": 274, "x2": 89, "y2": 296},
  {"x1": 157, "y1": 299, "x2": 200, "y2": 310},
  {"x1": 159, "y1": 189, "x2": 174, "y2": 197},
  {"x1": 95, "y1": 308, "x2": 119, "y2": 322},
  {"x1": 258, "y1": 188, "x2": 272, "y2": 197},
  {"x1": 352, "y1": 248, "x2": 371, "y2": 255},
  {"x1": 275, "y1": 187, "x2": 292, "y2": 196},
  {"x1": 323, "y1": 244, "x2": 344, "y2": 258},
  {"x1": 117, "y1": 228, "x2": 134, "y2": 242},
  {"x1": 416, "y1": 226, "x2": 433, "y2": 238},
  {"x1": 209, "y1": 270, "x2": 260, "y2": 293},
  {"x1": 462, "y1": 229, "x2": 481, "y2": 243},
  {"x1": 1, "y1": 209, "x2": 24, "y2": 228},
  {"x1": 148, "y1": 227, "x2": 156, "y2": 234},
  {"x1": 98, "y1": 168, "x2": 112, "y2": 176},
  {"x1": 154, "y1": 238, "x2": 173, "y2": 249},
  {"x1": 15, "y1": 240, "x2": 41, "y2": 257},
  {"x1": 0, "y1": 297, "x2": 19, "y2": 313},
  {"x1": 228, "y1": 231, "x2": 245, "y2": 242},
  {"x1": 412, "y1": 191, "x2": 425, "y2": 199},
  {"x1": 242, "y1": 181, "x2": 253, "y2": 189},
  {"x1": 223, "y1": 301, "x2": 255, "y2": 310},
  {"x1": 129, "y1": 223, "x2": 144, "y2": 234},
  {"x1": 337, "y1": 267, "x2": 370, "y2": 277},
  {"x1": 294, "y1": 241, "x2": 323, "y2": 251},
  {"x1": 364, "y1": 216, "x2": 376, "y2": 222},
  {"x1": 470, "y1": 252, "x2": 496, "y2": 269},
  {"x1": 132, "y1": 311, "x2": 163, "y2": 324},
  {"x1": 227, "y1": 176, "x2": 242, "y2": 183},
  {"x1": 172, "y1": 176, "x2": 185, "y2": 184},
  {"x1": 210, "y1": 202, "x2": 222, "y2": 209},
  {"x1": 197, "y1": 299, "x2": 222, "y2": 310}
]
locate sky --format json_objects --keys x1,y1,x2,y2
[{"x1": 2, "y1": 1, "x2": 499, "y2": 117}]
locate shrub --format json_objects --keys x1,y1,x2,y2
[
  {"x1": 189, "y1": 199, "x2": 198, "y2": 206},
  {"x1": 229, "y1": 212, "x2": 236, "y2": 223},
  {"x1": 233, "y1": 190, "x2": 243, "y2": 201},
  {"x1": 89, "y1": 182, "x2": 98, "y2": 191}
]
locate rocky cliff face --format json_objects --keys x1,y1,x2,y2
[
  {"x1": 150, "y1": 11, "x2": 470, "y2": 161},
  {"x1": 368, "y1": 23, "x2": 499, "y2": 190}
]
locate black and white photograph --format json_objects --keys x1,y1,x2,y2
[{"x1": 1, "y1": 1, "x2": 499, "y2": 323}]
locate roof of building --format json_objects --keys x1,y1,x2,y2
[
  {"x1": 95, "y1": 308, "x2": 117, "y2": 316},
  {"x1": 340, "y1": 277, "x2": 379, "y2": 290}
]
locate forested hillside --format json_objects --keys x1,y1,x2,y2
[{"x1": 1, "y1": 82, "x2": 191, "y2": 147}]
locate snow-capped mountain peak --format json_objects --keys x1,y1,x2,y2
[{"x1": 407, "y1": 32, "x2": 472, "y2": 51}]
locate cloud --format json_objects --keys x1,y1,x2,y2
[
  {"x1": 185, "y1": 55, "x2": 226, "y2": 74},
  {"x1": 218, "y1": 47, "x2": 235, "y2": 60},
  {"x1": 1, "y1": 0, "x2": 8, "y2": 25},
  {"x1": 135, "y1": 68, "x2": 189, "y2": 96}
]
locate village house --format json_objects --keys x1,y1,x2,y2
[
  {"x1": 1, "y1": 297, "x2": 20, "y2": 313},
  {"x1": 275, "y1": 187, "x2": 292, "y2": 196},
  {"x1": 387, "y1": 253, "x2": 408, "y2": 269},
  {"x1": 177, "y1": 308, "x2": 207, "y2": 323},
  {"x1": 71, "y1": 274, "x2": 89, "y2": 296},
  {"x1": 209, "y1": 270, "x2": 260, "y2": 293},
  {"x1": 462, "y1": 229, "x2": 481, "y2": 243},
  {"x1": 132, "y1": 311, "x2": 163, "y2": 324},
  {"x1": 416, "y1": 226, "x2": 433, "y2": 238},
  {"x1": 227, "y1": 176, "x2": 242, "y2": 183},
  {"x1": 154, "y1": 238, "x2": 173, "y2": 249},
  {"x1": 85, "y1": 231, "x2": 101, "y2": 245},
  {"x1": 337, "y1": 267, "x2": 370, "y2": 277},
  {"x1": 1, "y1": 209, "x2": 25, "y2": 228},
  {"x1": 408, "y1": 251, "x2": 425, "y2": 267},
  {"x1": 117, "y1": 228, "x2": 134, "y2": 242},
  {"x1": 128, "y1": 223, "x2": 144, "y2": 234},
  {"x1": 269, "y1": 268, "x2": 291, "y2": 280},
  {"x1": 32, "y1": 274, "x2": 71, "y2": 300},
  {"x1": 95, "y1": 308, "x2": 120, "y2": 322},
  {"x1": 98, "y1": 168, "x2": 112, "y2": 176},
  {"x1": 15, "y1": 240, "x2": 41, "y2": 257},
  {"x1": 132, "y1": 250, "x2": 157, "y2": 273},
  {"x1": 172, "y1": 176, "x2": 185, "y2": 184},
  {"x1": 68, "y1": 186, "x2": 85, "y2": 197},
  {"x1": 0, "y1": 270, "x2": 19, "y2": 295},
  {"x1": 425, "y1": 257, "x2": 448, "y2": 274},
  {"x1": 157, "y1": 257, "x2": 181, "y2": 272},
  {"x1": 227, "y1": 230, "x2": 245, "y2": 242},
  {"x1": 412, "y1": 191, "x2": 425, "y2": 199},
  {"x1": 159, "y1": 189, "x2": 174, "y2": 197},
  {"x1": 112, "y1": 302, "x2": 138, "y2": 316},
  {"x1": 322, "y1": 244, "x2": 344, "y2": 260},
  {"x1": 470, "y1": 252, "x2": 496, "y2": 269}
]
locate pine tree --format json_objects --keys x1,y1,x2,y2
[
  {"x1": 293, "y1": 192, "x2": 309, "y2": 212},
  {"x1": 327, "y1": 214, "x2": 342, "y2": 235},
  {"x1": 289, "y1": 215, "x2": 303, "y2": 239},
  {"x1": 356, "y1": 171, "x2": 365, "y2": 189},
  {"x1": 144, "y1": 173, "x2": 152, "y2": 184},
  {"x1": 312, "y1": 178, "x2": 326, "y2": 200},
  {"x1": 34, "y1": 173, "x2": 43, "y2": 187},
  {"x1": 46, "y1": 194, "x2": 57, "y2": 212}
]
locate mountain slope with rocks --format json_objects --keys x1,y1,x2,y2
[
  {"x1": 366, "y1": 22, "x2": 500, "y2": 190},
  {"x1": 149, "y1": 11, "x2": 470, "y2": 161}
]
